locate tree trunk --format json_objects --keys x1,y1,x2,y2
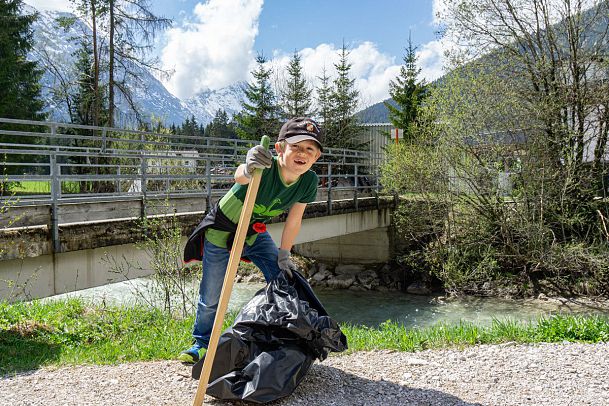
[
  {"x1": 108, "y1": 0, "x2": 115, "y2": 128},
  {"x1": 90, "y1": 0, "x2": 99, "y2": 126}
]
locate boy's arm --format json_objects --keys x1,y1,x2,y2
[{"x1": 280, "y1": 202, "x2": 307, "y2": 250}]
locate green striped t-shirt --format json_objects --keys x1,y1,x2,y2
[{"x1": 205, "y1": 156, "x2": 318, "y2": 248}]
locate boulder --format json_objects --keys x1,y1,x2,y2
[
  {"x1": 357, "y1": 269, "x2": 380, "y2": 290},
  {"x1": 325, "y1": 274, "x2": 355, "y2": 289},
  {"x1": 312, "y1": 267, "x2": 333, "y2": 283}
]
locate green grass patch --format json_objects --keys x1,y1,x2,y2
[
  {"x1": 11, "y1": 181, "x2": 50, "y2": 194},
  {"x1": 0, "y1": 298, "x2": 235, "y2": 375},
  {"x1": 341, "y1": 315, "x2": 609, "y2": 353},
  {"x1": 2, "y1": 298, "x2": 608, "y2": 375},
  {"x1": 11, "y1": 181, "x2": 82, "y2": 194}
]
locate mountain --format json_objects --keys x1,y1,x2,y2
[
  {"x1": 185, "y1": 82, "x2": 246, "y2": 125},
  {"x1": 357, "y1": 99, "x2": 394, "y2": 123},
  {"x1": 28, "y1": 6, "x2": 244, "y2": 127}
]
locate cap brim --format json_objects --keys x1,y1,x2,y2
[{"x1": 285, "y1": 135, "x2": 323, "y2": 151}]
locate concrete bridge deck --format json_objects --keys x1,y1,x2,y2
[{"x1": 0, "y1": 196, "x2": 396, "y2": 300}]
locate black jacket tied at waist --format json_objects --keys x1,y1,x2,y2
[{"x1": 183, "y1": 202, "x2": 264, "y2": 263}]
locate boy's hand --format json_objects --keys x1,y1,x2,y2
[
  {"x1": 245, "y1": 145, "x2": 272, "y2": 178},
  {"x1": 277, "y1": 248, "x2": 296, "y2": 278}
]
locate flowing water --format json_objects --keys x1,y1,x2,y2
[{"x1": 46, "y1": 276, "x2": 609, "y2": 328}]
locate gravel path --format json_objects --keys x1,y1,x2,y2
[{"x1": 2, "y1": 342, "x2": 608, "y2": 406}]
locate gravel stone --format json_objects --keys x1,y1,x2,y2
[{"x1": 1, "y1": 342, "x2": 608, "y2": 405}]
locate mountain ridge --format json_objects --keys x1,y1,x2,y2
[{"x1": 29, "y1": 6, "x2": 245, "y2": 127}]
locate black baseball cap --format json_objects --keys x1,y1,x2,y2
[{"x1": 277, "y1": 117, "x2": 323, "y2": 152}]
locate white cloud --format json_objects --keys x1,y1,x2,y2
[
  {"x1": 432, "y1": 0, "x2": 448, "y2": 25},
  {"x1": 23, "y1": 0, "x2": 71, "y2": 12},
  {"x1": 270, "y1": 40, "x2": 445, "y2": 109},
  {"x1": 417, "y1": 39, "x2": 446, "y2": 83},
  {"x1": 161, "y1": 0, "x2": 263, "y2": 99}
]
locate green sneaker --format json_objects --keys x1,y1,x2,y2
[{"x1": 178, "y1": 347, "x2": 206, "y2": 364}]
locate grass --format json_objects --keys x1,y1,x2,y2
[
  {"x1": 11, "y1": 181, "x2": 50, "y2": 194},
  {"x1": 11, "y1": 181, "x2": 82, "y2": 194},
  {"x1": 1, "y1": 298, "x2": 608, "y2": 375}
]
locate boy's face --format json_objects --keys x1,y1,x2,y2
[{"x1": 276, "y1": 139, "x2": 321, "y2": 177}]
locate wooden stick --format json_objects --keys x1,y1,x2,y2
[{"x1": 192, "y1": 135, "x2": 270, "y2": 406}]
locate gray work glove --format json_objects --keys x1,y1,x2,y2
[
  {"x1": 277, "y1": 248, "x2": 296, "y2": 278},
  {"x1": 244, "y1": 145, "x2": 272, "y2": 178}
]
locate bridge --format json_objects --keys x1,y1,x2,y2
[{"x1": 1, "y1": 118, "x2": 396, "y2": 300}]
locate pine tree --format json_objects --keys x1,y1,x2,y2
[
  {"x1": 0, "y1": 0, "x2": 46, "y2": 190},
  {"x1": 385, "y1": 34, "x2": 429, "y2": 141},
  {"x1": 316, "y1": 66, "x2": 333, "y2": 133},
  {"x1": 0, "y1": 0, "x2": 45, "y2": 122},
  {"x1": 327, "y1": 43, "x2": 363, "y2": 149},
  {"x1": 280, "y1": 51, "x2": 313, "y2": 119},
  {"x1": 70, "y1": 40, "x2": 108, "y2": 126},
  {"x1": 183, "y1": 115, "x2": 197, "y2": 138},
  {"x1": 208, "y1": 109, "x2": 235, "y2": 138},
  {"x1": 236, "y1": 54, "x2": 281, "y2": 141}
]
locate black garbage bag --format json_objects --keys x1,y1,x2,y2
[{"x1": 192, "y1": 269, "x2": 348, "y2": 404}]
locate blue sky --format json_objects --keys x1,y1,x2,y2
[
  {"x1": 25, "y1": 0, "x2": 446, "y2": 107},
  {"x1": 155, "y1": 1, "x2": 439, "y2": 62}
]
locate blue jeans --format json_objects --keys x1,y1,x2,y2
[{"x1": 192, "y1": 231, "x2": 281, "y2": 349}]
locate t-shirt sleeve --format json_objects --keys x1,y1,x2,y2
[{"x1": 299, "y1": 171, "x2": 319, "y2": 203}]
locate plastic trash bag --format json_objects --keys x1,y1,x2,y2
[{"x1": 192, "y1": 269, "x2": 348, "y2": 404}]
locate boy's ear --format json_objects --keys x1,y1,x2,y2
[{"x1": 274, "y1": 141, "x2": 283, "y2": 154}]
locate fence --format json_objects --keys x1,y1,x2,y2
[{"x1": 1, "y1": 118, "x2": 385, "y2": 249}]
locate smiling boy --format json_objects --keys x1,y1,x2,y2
[{"x1": 179, "y1": 117, "x2": 323, "y2": 363}]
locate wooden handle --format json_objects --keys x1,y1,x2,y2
[{"x1": 192, "y1": 135, "x2": 270, "y2": 406}]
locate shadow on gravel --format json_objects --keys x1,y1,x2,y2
[
  {"x1": 205, "y1": 363, "x2": 483, "y2": 406},
  {"x1": 0, "y1": 330, "x2": 61, "y2": 375}
]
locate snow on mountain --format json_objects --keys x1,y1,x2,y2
[
  {"x1": 185, "y1": 82, "x2": 246, "y2": 124},
  {"x1": 28, "y1": 6, "x2": 243, "y2": 127}
]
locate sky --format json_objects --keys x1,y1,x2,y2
[{"x1": 24, "y1": 0, "x2": 447, "y2": 108}]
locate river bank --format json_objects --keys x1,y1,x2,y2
[{"x1": 1, "y1": 342, "x2": 607, "y2": 405}]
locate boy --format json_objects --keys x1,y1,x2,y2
[{"x1": 179, "y1": 117, "x2": 323, "y2": 363}]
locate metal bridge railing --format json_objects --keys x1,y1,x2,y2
[{"x1": 1, "y1": 118, "x2": 384, "y2": 209}]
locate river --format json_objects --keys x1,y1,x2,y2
[{"x1": 44, "y1": 276, "x2": 609, "y2": 328}]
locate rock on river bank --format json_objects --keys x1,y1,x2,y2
[{"x1": 1, "y1": 342, "x2": 608, "y2": 406}]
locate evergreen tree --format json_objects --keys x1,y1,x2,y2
[
  {"x1": 206, "y1": 109, "x2": 237, "y2": 154},
  {"x1": 385, "y1": 34, "x2": 429, "y2": 141},
  {"x1": 236, "y1": 54, "x2": 281, "y2": 141},
  {"x1": 280, "y1": 50, "x2": 313, "y2": 119},
  {"x1": 182, "y1": 115, "x2": 197, "y2": 138},
  {"x1": 326, "y1": 43, "x2": 363, "y2": 149},
  {"x1": 70, "y1": 40, "x2": 108, "y2": 126},
  {"x1": 0, "y1": 0, "x2": 45, "y2": 122},
  {"x1": 316, "y1": 66, "x2": 333, "y2": 133},
  {"x1": 0, "y1": 0, "x2": 46, "y2": 189},
  {"x1": 207, "y1": 109, "x2": 235, "y2": 138}
]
